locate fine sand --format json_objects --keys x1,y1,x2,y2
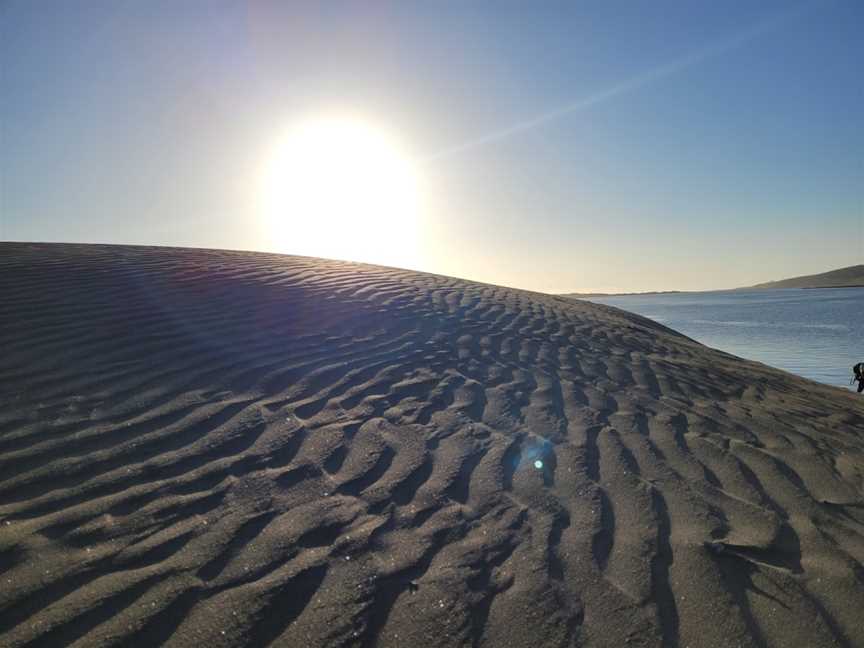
[{"x1": 1, "y1": 242, "x2": 863, "y2": 648}]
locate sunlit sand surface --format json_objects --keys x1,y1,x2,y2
[{"x1": 1, "y1": 243, "x2": 863, "y2": 647}]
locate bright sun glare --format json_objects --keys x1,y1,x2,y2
[{"x1": 259, "y1": 117, "x2": 422, "y2": 269}]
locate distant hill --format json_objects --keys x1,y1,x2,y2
[
  {"x1": 563, "y1": 266, "x2": 864, "y2": 297},
  {"x1": 750, "y1": 265, "x2": 864, "y2": 289}
]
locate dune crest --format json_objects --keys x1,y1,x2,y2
[{"x1": 1, "y1": 243, "x2": 863, "y2": 648}]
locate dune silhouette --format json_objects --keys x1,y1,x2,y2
[{"x1": 1, "y1": 243, "x2": 863, "y2": 648}]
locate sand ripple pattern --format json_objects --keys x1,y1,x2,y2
[{"x1": 1, "y1": 243, "x2": 864, "y2": 648}]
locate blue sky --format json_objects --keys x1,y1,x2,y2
[{"x1": 2, "y1": 0, "x2": 861, "y2": 292}]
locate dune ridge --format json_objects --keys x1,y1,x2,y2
[{"x1": 1, "y1": 242, "x2": 863, "y2": 648}]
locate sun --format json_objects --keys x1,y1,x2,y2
[{"x1": 258, "y1": 116, "x2": 422, "y2": 269}]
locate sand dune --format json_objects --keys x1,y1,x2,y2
[{"x1": 1, "y1": 243, "x2": 863, "y2": 648}]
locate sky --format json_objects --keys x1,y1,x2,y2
[{"x1": 1, "y1": 0, "x2": 862, "y2": 293}]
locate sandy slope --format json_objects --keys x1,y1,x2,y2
[{"x1": 1, "y1": 243, "x2": 863, "y2": 648}]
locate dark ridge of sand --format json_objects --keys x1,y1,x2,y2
[{"x1": 1, "y1": 242, "x2": 863, "y2": 648}]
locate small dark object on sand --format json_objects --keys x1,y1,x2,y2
[
  {"x1": 705, "y1": 541, "x2": 726, "y2": 556},
  {"x1": 853, "y1": 362, "x2": 864, "y2": 393}
]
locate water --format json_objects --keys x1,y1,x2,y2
[{"x1": 584, "y1": 288, "x2": 864, "y2": 390}]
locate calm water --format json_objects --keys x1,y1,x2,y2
[{"x1": 585, "y1": 288, "x2": 864, "y2": 390}]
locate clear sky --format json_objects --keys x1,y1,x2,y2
[{"x1": 2, "y1": 0, "x2": 862, "y2": 292}]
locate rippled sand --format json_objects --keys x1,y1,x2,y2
[{"x1": 1, "y1": 243, "x2": 863, "y2": 647}]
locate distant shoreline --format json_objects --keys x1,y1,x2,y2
[
  {"x1": 564, "y1": 290, "x2": 684, "y2": 298},
  {"x1": 801, "y1": 284, "x2": 864, "y2": 290},
  {"x1": 565, "y1": 285, "x2": 864, "y2": 298},
  {"x1": 563, "y1": 264, "x2": 864, "y2": 296}
]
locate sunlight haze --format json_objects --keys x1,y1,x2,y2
[{"x1": 257, "y1": 116, "x2": 423, "y2": 270}]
